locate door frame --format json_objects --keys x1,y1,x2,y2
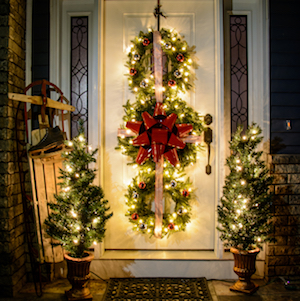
[
  {"x1": 41, "y1": 0, "x2": 270, "y2": 278},
  {"x1": 47, "y1": 0, "x2": 272, "y2": 261}
]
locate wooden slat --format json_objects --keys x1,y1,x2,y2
[
  {"x1": 30, "y1": 152, "x2": 66, "y2": 263},
  {"x1": 54, "y1": 156, "x2": 64, "y2": 194},
  {"x1": 53, "y1": 157, "x2": 64, "y2": 261},
  {"x1": 28, "y1": 157, "x2": 44, "y2": 263},
  {"x1": 44, "y1": 160, "x2": 64, "y2": 263},
  {"x1": 8, "y1": 92, "x2": 75, "y2": 112},
  {"x1": 34, "y1": 159, "x2": 54, "y2": 262}
]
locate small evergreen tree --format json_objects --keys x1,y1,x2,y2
[
  {"x1": 217, "y1": 123, "x2": 274, "y2": 250},
  {"x1": 45, "y1": 124, "x2": 113, "y2": 258}
]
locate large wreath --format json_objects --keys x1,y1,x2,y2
[{"x1": 117, "y1": 28, "x2": 203, "y2": 238}]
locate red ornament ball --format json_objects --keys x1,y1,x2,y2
[
  {"x1": 143, "y1": 38, "x2": 150, "y2": 46},
  {"x1": 139, "y1": 181, "x2": 146, "y2": 189},
  {"x1": 176, "y1": 53, "x2": 185, "y2": 62},
  {"x1": 129, "y1": 68, "x2": 137, "y2": 76},
  {"x1": 168, "y1": 223, "x2": 175, "y2": 230},
  {"x1": 182, "y1": 189, "x2": 189, "y2": 197},
  {"x1": 131, "y1": 213, "x2": 139, "y2": 220},
  {"x1": 168, "y1": 80, "x2": 176, "y2": 87}
]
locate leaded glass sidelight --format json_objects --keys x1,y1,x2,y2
[
  {"x1": 230, "y1": 16, "x2": 248, "y2": 134},
  {"x1": 71, "y1": 17, "x2": 88, "y2": 139}
]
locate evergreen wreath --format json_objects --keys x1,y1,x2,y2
[
  {"x1": 117, "y1": 28, "x2": 204, "y2": 238},
  {"x1": 126, "y1": 28, "x2": 193, "y2": 98}
]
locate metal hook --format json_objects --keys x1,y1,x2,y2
[{"x1": 153, "y1": 0, "x2": 166, "y2": 31}]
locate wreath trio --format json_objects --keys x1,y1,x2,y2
[{"x1": 117, "y1": 28, "x2": 203, "y2": 238}]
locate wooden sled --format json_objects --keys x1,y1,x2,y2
[
  {"x1": 9, "y1": 80, "x2": 75, "y2": 264},
  {"x1": 28, "y1": 149, "x2": 65, "y2": 263}
]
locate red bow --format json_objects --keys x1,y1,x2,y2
[{"x1": 126, "y1": 103, "x2": 192, "y2": 166}]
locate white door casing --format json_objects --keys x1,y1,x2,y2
[{"x1": 46, "y1": 0, "x2": 269, "y2": 278}]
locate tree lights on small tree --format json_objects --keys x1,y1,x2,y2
[
  {"x1": 217, "y1": 123, "x2": 273, "y2": 250},
  {"x1": 217, "y1": 123, "x2": 274, "y2": 294},
  {"x1": 45, "y1": 122, "x2": 113, "y2": 258}
]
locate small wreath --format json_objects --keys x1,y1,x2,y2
[
  {"x1": 126, "y1": 28, "x2": 193, "y2": 98},
  {"x1": 125, "y1": 170, "x2": 192, "y2": 238},
  {"x1": 117, "y1": 28, "x2": 203, "y2": 238}
]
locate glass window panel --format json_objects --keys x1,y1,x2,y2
[
  {"x1": 71, "y1": 17, "x2": 88, "y2": 139},
  {"x1": 230, "y1": 15, "x2": 248, "y2": 134}
]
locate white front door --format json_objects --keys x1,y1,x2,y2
[{"x1": 102, "y1": 0, "x2": 223, "y2": 254}]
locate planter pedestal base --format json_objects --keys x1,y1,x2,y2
[
  {"x1": 64, "y1": 252, "x2": 94, "y2": 301},
  {"x1": 66, "y1": 287, "x2": 93, "y2": 301},
  {"x1": 65, "y1": 274, "x2": 93, "y2": 301},
  {"x1": 230, "y1": 279, "x2": 259, "y2": 295},
  {"x1": 230, "y1": 247, "x2": 260, "y2": 295}
]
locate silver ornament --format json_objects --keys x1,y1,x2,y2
[
  {"x1": 139, "y1": 223, "x2": 147, "y2": 230},
  {"x1": 165, "y1": 43, "x2": 172, "y2": 50},
  {"x1": 174, "y1": 70, "x2": 182, "y2": 78},
  {"x1": 140, "y1": 80, "x2": 148, "y2": 88},
  {"x1": 133, "y1": 53, "x2": 140, "y2": 61}
]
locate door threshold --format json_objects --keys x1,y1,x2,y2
[{"x1": 99, "y1": 249, "x2": 225, "y2": 260}]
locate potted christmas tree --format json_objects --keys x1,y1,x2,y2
[
  {"x1": 44, "y1": 124, "x2": 113, "y2": 301},
  {"x1": 217, "y1": 123, "x2": 274, "y2": 294}
]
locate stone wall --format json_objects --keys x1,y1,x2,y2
[
  {"x1": 0, "y1": 0, "x2": 28, "y2": 296},
  {"x1": 266, "y1": 155, "x2": 300, "y2": 279}
]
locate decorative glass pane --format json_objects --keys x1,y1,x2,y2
[
  {"x1": 230, "y1": 16, "x2": 248, "y2": 134},
  {"x1": 71, "y1": 17, "x2": 88, "y2": 139}
]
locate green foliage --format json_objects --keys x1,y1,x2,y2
[
  {"x1": 116, "y1": 97, "x2": 204, "y2": 169},
  {"x1": 126, "y1": 28, "x2": 193, "y2": 99},
  {"x1": 125, "y1": 166, "x2": 192, "y2": 238},
  {"x1": 217, "y1": 123, "x2": 274, "y2": 250},
  {"x1": 116, "y1": 28, "x2": 204, "y2": 238},
  {"x1": 44, "y1": 125, "x2": 113, "y2": 258}
]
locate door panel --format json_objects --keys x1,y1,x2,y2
[{"x1": 103, "y1": 0, "x2": 216, "y2": 250}]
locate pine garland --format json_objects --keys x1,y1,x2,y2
[
  {"x1": 126, "y1": 28, "x2": 193, "y2": 98},
  {"x1": 217, "y1": 123, "x2": 274, "y2": 250},
  {"x1": 117, "y1": 28, "x2": 204, "y2": 238}
]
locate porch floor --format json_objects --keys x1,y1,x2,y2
[{"x1": 2, "y1": 278, "x2": 300, "y2": 301}]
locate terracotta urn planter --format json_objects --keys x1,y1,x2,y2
[
  {"x1": 64, "y1": 251, "x2": 94, "y2": 301},
  {"x1": 230, "y1": 247, "x2": 260, "y2": 294}
]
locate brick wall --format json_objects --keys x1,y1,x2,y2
[
  {"x1": 0, "y1": 0, "x2": 28, "y2": 296},
  {"x1": 267, "y1": 155, "x2": 300, "y2": 279}
]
